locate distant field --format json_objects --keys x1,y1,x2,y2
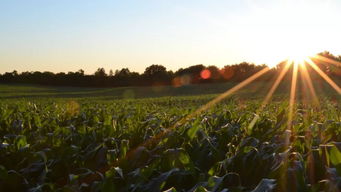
[
  {"x1": 0, "y1": 80, "x2": 340, "y2": 100},
  {"x1": 0, "y1": 82, "x2": 262, "y2": 100}
]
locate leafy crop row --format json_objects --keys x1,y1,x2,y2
[{"x1": 0, "y1": 96, "x2": 340, "y2": 191}]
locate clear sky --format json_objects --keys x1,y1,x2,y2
[{"x1": 1, "y1": 0, "x2": 341, "y2": 74}]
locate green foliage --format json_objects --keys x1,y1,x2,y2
[{"x1": 0, "y1": 95, "x2": 340, "y2": 191}]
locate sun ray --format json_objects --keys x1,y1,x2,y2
[
  {"x1": 299, "y1": 60, "x2": 320, "y2": 106},
  {"x1": 288, "y1": 61, "x2": 299, "y2": 131},
  {"x1": 298, "y1": 62, "x2": 320, "y2": 185},
  {"x1": 79, "y1": 57, "x2": 339, "y2": 185},
  {"x1": 280, "y1": 61, "x2": 299, "y2": 192},
  {"x1": 62, "y1": 54, "x2": 339, "y2": 186},
  {"x1": 248, "y1": 61, "x2": 291, "y2": 130},
  {"x1": 190, "y1": 67, "x2": 270, "y2": 118},
  {"x1": 306, "y1": 58, "x2": 341, "y2": 94},
  {"x1": 80, "y1": 67, "x2": 271, "y2": 184},
  {"x1": 128, "y1": 67, "x2": 270, "y2": 160},
  {"x1": 314, "y1": 54, "x2": 341, "y2": 67},
  {"x1": 280, "y1": 60, "x2": 298, "y2": 191},
  {"x1": 299, "y1": 70, "x2": 309, "y2": 106}
]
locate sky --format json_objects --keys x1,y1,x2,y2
[{"x1": 1, "y1": 0, "x2": 341, "y2": 74}]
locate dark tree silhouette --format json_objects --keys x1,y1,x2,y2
[
  {"x1": 94, "y1": 68, "x2": 107, "y2": 77},
  {"x1": 143, "y1": 65, "x2": 171, "y2": 85},
  {"x1": 0, "y1": 51, "x2": 340, "y2": 87}
]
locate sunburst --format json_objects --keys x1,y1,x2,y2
[{"x1": 82, "y1": 53, "x2": 341, "y2": 185}]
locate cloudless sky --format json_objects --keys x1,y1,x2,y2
[{"x1": 1, "y1": 0, "x2": 341, "y2": 74}]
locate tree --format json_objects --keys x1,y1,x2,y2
[
  {"x1": 143, "y1": 65, "x2": 171, "y2": 85},
  {"x1": 12, "y1": 70, "x2": 18, "y2": 76},
  {"x1": 174, "y1": 64, "x2": 205, "y2": 84},
  {"x1": 144, "y1": 65, "x2": 167, "y2": 77},
  {"x1": 77, "y1": 69, "x2": 84, "y2": 76},
  {"x1": 109, "y1": 69, "x2": 114, "y2": 77},
  {"x1": 115, "y1": 68, "x2": 131, "y2": 78},
  {"x1": 206, "y1": 65, "x2": 222, "y2": 81},
  {"x1": 0, "y1": 51, "x2": 339, "y2": 87},
  {"x1": 94, "y1": 68, "x2": 107, "y2": 77}
]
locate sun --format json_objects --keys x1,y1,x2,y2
[
  {"x1": 288, "y1": 54, "x2": 307, "y2": 65},
  {"x1": 259, "y1": 40, "x2": 318, "y2": 68},
  {"x1": 286, "y1": 49, "x2": 315, "y2": 67}
]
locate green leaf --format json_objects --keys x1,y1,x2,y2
[
  {"x1": 15, "y1": 135, "x2": 28, "y2": 149},
  {"x1": 120, "y1": 139, "x2": 129, "y2": 158},
  {"x1": 144, "y1": 168, "x2": 179, "y2": 191},
  {"x1": 163, "y1": 187, "x2": 177, "y2": 192},
  {"x1": 192, "y1": 186, "x2": 209, "y2": 192},
  {"x1": 178, "y1": 151, "x2": 190, "y2": 165},
  {"x1": 251, "y1": 179, "x2": 276, "y2": 192},
  {"x1": 114, "y1": 167, "x2": 123, "y2": 178},
  {"x1": 187, "y1": 121, "x2": 201, "y2": 139},
  {"x1": 329, "y1": 145, "x2": 341, "y2": 166}
]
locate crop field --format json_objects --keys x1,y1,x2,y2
[{"x1": 0, "y1": 84, "x2": 340, "y2": 192}]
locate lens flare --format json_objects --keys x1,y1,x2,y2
[{"x1": 200, "y1": 69, "x2": 211, "y2": 79}]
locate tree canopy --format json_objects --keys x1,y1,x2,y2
[{"x1": 1, "y1": 51, "x2": 340, "y2": 87}]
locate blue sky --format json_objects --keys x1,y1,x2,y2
[{"x1": 1, "y1": 0, "x2": 340, "y2": 74}]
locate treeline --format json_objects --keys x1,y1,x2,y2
[{"x1": 0, "y1": 51, "x2": 340, "y2": 87}]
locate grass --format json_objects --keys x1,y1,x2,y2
[
  {"x1": 1, "y1": 78, "x2": 339, "y2": 100},
  {"x1": 0, "y1": 82, "x2": 251, "y2": 99}
]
